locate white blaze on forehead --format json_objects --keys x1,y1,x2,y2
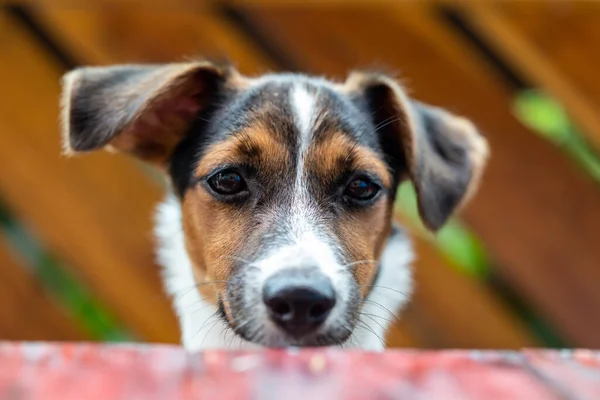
[
  {"x1": 254, "y1": 84, "x2": 346, "y2": 297},
  {"x1": 291, "y1": 84, "x2": 317, "y2": 187},
  {"x1": 285, "y1": 83, "x2": 322, "y2": 245},
  {"x1": 291, "y1": 84, "x2": 316, "y2": 143}
]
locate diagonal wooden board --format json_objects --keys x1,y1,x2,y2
[
  {"x1": 460, "y1": 1, "x2": 600, "y2": 153},
  {"x1": 2, "y1": 343, "x2": 599, "y2": 399},
  {"x1": 0, "y1": 11, "x2": 179, "y2": 342},
  {"x1": 0, "y1": 239, "x2": 87, "y2": 340}
]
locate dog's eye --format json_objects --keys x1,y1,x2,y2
[
  {"x1": 208, "y1": 170, "x2": 247, "y2": 195},
  {"x1": 344, "y1": 178, "x2": 380, "y2": 201}
]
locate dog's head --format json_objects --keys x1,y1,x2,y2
[{"x1": 60, "y1": 61, "x2": 487, "y2": 347}]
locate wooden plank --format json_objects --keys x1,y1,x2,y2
[
  {"x1": 387, "y1": 6, "x2": 600, "y2": 346},
  {"x1": 0, "y1": 1, "x2": 206, "y2": 8},
  {"x1": 3, "y1": 344, "x2": 596, "y2": 400},
  {"x1": 459, "y1": 2, "x2": 600, "y2": 152},
  {"x1": 245, "y1": 5, "x2": 600, "y2": 346},
  {"x1": 33, "y1": 8, "x2": 277, "y2": 75},
  {"x1": 0, "y1": 11, "x2": 179, "y2": 342},
  {"x1": 0, "y1": 238, "x2": 87, "y2": 340},
  {"x1": 397, "y1": 4, "x2": 600, "y2": 346},
  {"x1": 499, "y1": 2, "x2": 600, "y2": 126},
  {"x1": 405, "y1": 236, "x2": 534, "y2": 348}
]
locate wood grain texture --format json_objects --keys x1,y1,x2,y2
[
  {"x1": 33, "y1": 8, "x2": 276, "y2": 75},
  {"x1": 2, "y1": 343, "x2": 599, "y2": 400},
  {"x1": 461, "y1": 2, "x2": 600, "y2": 152},
  {"x1": 499, "y1": 1, "x2": 600, "y2": 108},
  {"x1": 404, "y1": 237, "x2": 534, "y2": 348},
  {"x1": 0, "y1": 11, "x2": 179, "y2": 343},
  {"x1": 0, "y1": 240, "x2": 86, "y2": 340}
]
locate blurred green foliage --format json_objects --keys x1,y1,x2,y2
[
  {"x1": 394, "y1": 182, "x2": 489, "y2": 278},
  {"x1": 0, "y1": 204, "x2": 132, "y2": 341},
  {"x1": 514, "y1": 90, "x2": 600, "y2": 182}
]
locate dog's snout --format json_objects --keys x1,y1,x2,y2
[{"x1": 263, "y1": 269, "x2": 336, "y2": 336}]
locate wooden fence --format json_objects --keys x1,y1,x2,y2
[{"x1": 0, "y1": 1, "x2": 599, "y2": 349}]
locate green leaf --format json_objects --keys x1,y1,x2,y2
[
  {"x1": 436, "y1": 220, "x2": 488, "y2": 277},
  {"x1": 394, "y1": 183, "x2": 488, "y2": 277},
  {"x1": 0, "y1": 202, "x2": 133, "y2": 342},
  {"x1": 513, "y1": 90, "x2": 571, "y2": 144}
]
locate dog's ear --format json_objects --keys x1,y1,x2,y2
[
  {"x1": 60, "y1": 61, "x2": 237, "y2": 167},
  {"x1": 345, "y1": 72, "x2": 489, "y2": 231}
]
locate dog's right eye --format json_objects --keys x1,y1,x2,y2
[{"x1": 207, "y1": 169, "x2": 247, "y2": 196}]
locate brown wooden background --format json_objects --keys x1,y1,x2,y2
[{"x1": 1, "y1": 0, "x2": 599, "y2": 349}]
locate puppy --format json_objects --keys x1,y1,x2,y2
[{"x1": 60, "y1": 61, "x2": 488, "y2": 350}]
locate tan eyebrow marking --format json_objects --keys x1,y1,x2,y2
[
  {"x1": 194, "y1": 124, "x2": 289, "y2": 177},
  {"x1": 308, "y1": 131, "x2": 392, "y2": 189}
]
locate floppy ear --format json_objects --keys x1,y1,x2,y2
[
  {"x1": 345, "y1": 72, "x2": 489, "y2": 231},
  {"x1": 60, "y1": 61, "x2": 233, "y2": 166}
]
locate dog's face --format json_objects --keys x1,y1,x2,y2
[{"x1": 60, "y1": 62, "x2": 487, "y2": 347}]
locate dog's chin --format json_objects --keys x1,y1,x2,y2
[{"x1": 229, "y1": 320, "x2": 354, "y2": 348}]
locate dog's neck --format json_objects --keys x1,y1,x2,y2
[{"x1": 155, "y1": 193, "x2": 413, "y2": 351}]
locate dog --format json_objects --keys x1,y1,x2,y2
[{"x1": 59, "y1": 61, "x2": 488, "y2": 351}]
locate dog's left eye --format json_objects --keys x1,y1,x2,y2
[
  {"x1": 208, "y1": 170, "x2": 247, "y2": 195},
  {"x1": 344, "y1": 178, "x2": 380, "y2": 201}
]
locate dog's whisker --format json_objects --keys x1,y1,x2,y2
[
  {"x1": 171, "y1": 280, "x2": 232, "y2": 306},
  {"x1": 360, "y1": 299, "x2": 403, "y2": 324},
  {"x1": 339, "y1": 324, "x2": 356, "y2": 348},
  {"x1": 228, "y1": 328, "x2": 238, "y2": 348},
  {"x1": 358, "y1": 311, "x2": 397, "y2": 327},
  {"x1": 189, "y1": 301, "x2": 219, "y2": 316},
  {"x1": 218, "y1": 255, "x2": 252, "y2": 265},
  {"x1": 200, "y1": 317, "x2": 223, "y2": 349},
  {"x1": 359, "y1": 313, "x2": 388, "y2": 333},
  {"x1": 372, "y1": 114, "x2": 398, "y2": 130},
  {"x1": 192, "y1": 311, "x2": 220, "y2": 342},
  {"x1": 355, "y1": 320, "x2": 388, "y2": 348},
  {"x1": 373, "y1": 116, "x2": 403, "y2": 133},
  {"x1": 343, "y1": 260, "x2": 378, "y2": 269},
  {"x1": 359, "y1": 285, "x2": 411, "y2": 299}
]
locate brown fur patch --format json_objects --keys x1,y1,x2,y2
[
  {"x1": 194, "y1": 123, "x2": 290, "y2": 178},
  {"x1": 307, "y1": 131, "x2": 394, "y2": 297},
  {"x1": 181, "y1": 185, "x2": 251, "y2": 306},
  {"x1": 184, "y1": 125, "x2": 292, "y2": 310},
  {"x1": 337, "y1": 198, "x2": 393, "y2": 298},
  {"x1": 307, "y1": 132, "x2": 392, "y2": 189}
]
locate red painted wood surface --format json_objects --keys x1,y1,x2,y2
[{"x1": 0, "y1": 343, "x2": 598, "y2": 399}]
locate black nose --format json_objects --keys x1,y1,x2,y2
[{"x1": 263, "y1": 270, "x2": 336, "y2": 336}]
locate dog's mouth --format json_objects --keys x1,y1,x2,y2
[
  {"x1": 218, "y1": 298, "x2": 358, "y2": 348},
  {"x1": 229, "y1": 318, "x2": 356, "y2": 348}
]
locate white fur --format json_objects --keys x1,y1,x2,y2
[
  {"x1": 291, "y1": 84, "x2": 315, "y2": 148},
  {"x1": 155, "y1": 194, "x2": 413, "y2": 351},
  {"x1": 289, "y1": 83, "x2": 319, "y2": 241},
  {"x1": 254, "y1": 231, "x2": 343, "y2": 288},
  {"x1": 345, "y1": 230, "x2": 413, "y2": 350}
]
